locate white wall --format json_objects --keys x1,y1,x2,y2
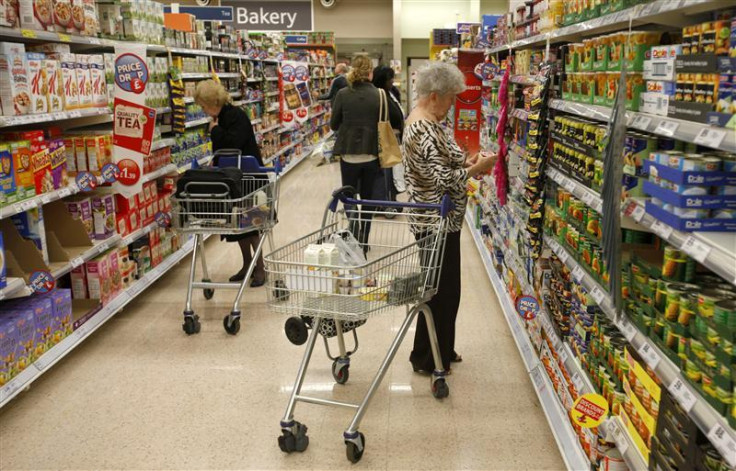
[
  {"x1": 314, "y1": 0, "x2": 393, "y2": 39},
  {"x1": 400, "y1": 0, "x2": 473, "y2": 39}
]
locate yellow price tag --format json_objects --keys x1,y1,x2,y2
[
  {"x1": 21, "y1": 29, "x2": 37, "y2": 39},
  {"x1": 57, "y1": 33, "x2": 71, "y2": 42},
  {"x1": 571, "y1": 393, "x2": 609, "y2": 429}
]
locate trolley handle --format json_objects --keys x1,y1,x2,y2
[
  {"x1": 329, "y1": 186, "x2": 454, "y2": 218},
  {"x1": 214, "y1": 150, "x2": 281, "y2": 174}
]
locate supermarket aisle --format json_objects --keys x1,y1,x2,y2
[{"x1": 0, "y1": 160, "x2": 564, "y2": 470}]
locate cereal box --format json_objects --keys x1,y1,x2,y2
[
  {"x1": 44, "y1": 59, "x2": 63, "y2": 113},
  {"x1": 59, "y1": 53, "x2": 79, "y2": 110},
  {"x1": 0, "y1": 232, "x2": 6, "y2": 290},
  {"x1": 52, "y1": 0, "x2": 71, "y2": 32},
  {"x1": 87, "y1": 54, "x2": 106, "y2": 108},
  {"x1": 70, "y1": 264, "x2": 87, "y2": 298},
  {"x1": 73, "y1": 136, "x2": 86, "y2": 171},
  {"x1": 8, "y1": 308, "x2": 36, "y2": 371},
  {"x1": 48, "y1": 288, "x2": 71, "y2": 339},
  {"x1": 62, "y1": 136, "x2": 75, "y2": 173},
  {"x1": 84, "y1": 135, "x2": 108, "y2": 173},
  {"x1": 0, "y1": 316, "x2": 18, "y2": 385},
  {"x1": 3, "y1": 0, "x2": 20, "y2": 28},
  {"x1": 11, "y1": 206, "x2": 48, "y2": 264},
  {"x1": 0, "y1": 143, "x2": 15, "y2": 206},
  {"x1": 47, "y1": 138, "x2": 67, "y2": 189},
  {"x1": 74, "y1": 54, "x2": 92, "y2": 108},
  {"x1": 80, "y1": 0, "x2": 95, "y2": 36},
  {"x1": 91, "y1": 192, "x2": 114, "y2": 239},
  {"x1": 25, "y1": 52, "x2": 47, "y2": 114},
  {"x1": 107, "y1": 248, "x2": 121, "y2": 297},
  {"x1": 85, "y1": 254, "x2": 110, "y2": 304},
  {"x1": 19, "y1": 0, "x2": 53, "y2": 31},
  {"x1": 0, "y1": 50, "x2": 30, "y2": 116},
  {"x1": 69, "y1": 0, "x2": 82, "y2": 33},
  {"x1": 65, "y1": 195, "x2": 92, "y2": 236},
  {"x1": 10, "y1": 140, "x2": 34, "y2": 199},
  {"x1": 30, "y1": 141, "x2": 52, "y2": 194},
  {"x1": 30, "y1": 295, "x2": 53, "y2": 357}
]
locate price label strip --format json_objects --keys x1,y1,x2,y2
[
  {"x1": 591, "y1": 286, "x2": 606, "y2": 306},
  {"x1": 707, "y1": 424, "x2": 736, "y2": 467},
  {"x1": 637, "y1": 342, "x2": 661, "y2": 369},
  {"x1": 619, "y1": 319, "x2": 638, "y2": 342},
  {"x1": 571, "y1": 372, "x2": 584, "y2": 392},
  {"x1": 694, "y1": 127, "x2": 727, "y2": 149},
  {"x1": 651, "y1": 220, "x2": 674, "y2": 239},
  {"x1": 630, "y1": 115, "x2": 652, "y2": 131},
  {"x1": 682, "y1": 236, "x2": 712, "y2": 264},
  {"x1": 610, "y1": 420, "x2": 629, "y2": 454},
  {"x1": 654, "y1": 120, "x2": 680, "y2": 137},
  {"x1": 581, "y1": 191, "x2": 596, "y2": 206},
  {"x1": 668, "y1": 378, "x2": 697, "y2": 413},
  {"x1": 572, "y1": 265, "x2": 585, "y2": 282},
  {"x1": 558, "y1": 348, "x2": 569, "y2": 364}
]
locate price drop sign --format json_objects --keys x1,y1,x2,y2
[
  {"x1": 571, "y1": 393, "x2": 609, "y2": 428},
  {"x1": 29, "y1": 270, "x2": 56, "y2": 294},
  {"x1": 516, "y1": 295, "x2": 540, "y2": 321},
  {"x1": 113, "y1": 44, "x2": 151, "y2": 198}
]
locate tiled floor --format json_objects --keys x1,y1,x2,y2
[{"x1": 0, "y1": 158, "x2": 565, "y2": 470}]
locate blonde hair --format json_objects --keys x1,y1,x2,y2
[
  {"x1": 194, "y1": 79, "x2": 231, "y2": 108},
  {"x1": 347, "y1": 55, "x2": 372, "y2": 84}
]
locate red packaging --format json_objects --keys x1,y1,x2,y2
[
  {"x1": 115, "y1": 193, "x2": 137, "y2": 214},
  {"x1": 116, "y1": 213, "x2": 129, "y2": 237},
  {"x1": 30, "y1": 140, "x2": 50, "y2": 194}
]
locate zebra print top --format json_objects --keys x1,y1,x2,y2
[{"x1": 402, "y1": 119, "x2": 468, "y2": 233}]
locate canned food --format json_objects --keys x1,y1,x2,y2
[
  {"x1": 699, "y1": 289, "x2": 736, "y2": 318},
  {"x1": 679, "y1": 292, "x2": 699, "y2": 326},
  {"x1": 714, "y1": 299, "x2": 736, "y2": 331},
  {"x1": 685, "y1": 359, "x2": 702, "y2": 382},
  {"x1": 721, "y1": 158, "x2": 736, "y2": 172},
  {"x1": 700, "y1": 156, "x2": 722, "y2": 171},
  {"x1": 667, "y1": 152, "x2": 704, "y2": 171},
  {"x1": 655, "y1": 279, "x2": 668, "y2": 312},
  {"x1": 673, "y1": 207, "x2": 711, "y2": 219},
  {"x1": 669, "y1": 182, "x2": 710, "y2": 195},
  {"x1": 715, "y1": 185, "x2": 736, "y2": 195},
  {"x1": 713, "y1": 209, "x2": 736, "y2": 219}
]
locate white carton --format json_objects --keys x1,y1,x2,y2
[
  {"x1": 87, "y1": 54, "x2": 106, "y2": 107},
  {"x1": 0, "y1": 52, "x2": 30, "y2": 116},
  {"x1": 19, "y1": 0, "x2": 53, "y2": 32},
  {"x1": 43, "y1": 59, "x2": 63, "y2": 112},
  {"x1": 25, "y1": 52, "x2": 47, "y2": 114},
  {"x1": 304, "y1": 244, "x2": 323, "y2": 269},
  {"x1": 74, "y1": 54, "x2": 92, "y2": 108},
  {"x1": 58, "y1": 53, "x2": 78, "y2": 110},
  {"x1": 320, "y1": 243, "x2": 340, "y2": 266}
]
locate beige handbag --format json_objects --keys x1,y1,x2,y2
[{"x1": 377, "y1": 88, "x2": 402, "y2": 168}]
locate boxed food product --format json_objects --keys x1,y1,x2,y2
[
  {"x1": 85, "y1": 254, "x2": 110, "y2": 304},
  {"x1": 0, "y1": 143, "x2": 15, "y2": 206},
  {"x1": 52, "y1": 0, "x2": 71, "y2": 32},
  {"x1": 107, "y1": 248, "x2": 121, "y2": 297},
  {"x1": 87, "y1": 54, "x2": 106, "y2": 108},
  {"x1": 19, "y1": 0, "x2": 53, "y2": 31},
  {"x1": 11, "y1": 206, "x2": 48, "y2": 263},
  {"x1": 74, "y1": 54, "x2": 92, "y2": 108},
  {"x1": 30, "y1": 141, "x2": 52, "y2": 194},
  {"x1": 62, "y1": 136, "x2": 75, "y2": 173},
  {"x1": 43, "y1": 59, "x2": 63, "y2": 113},
  {"x1": 0, "y1": 316, "x2": 18, "y2": 385},
  {"x1": 91, "y1": 192, "x2": 114, "y2": 239},
  {"x1": 65, "y1": 195, "x2": 92, "y2": 236},
  {"x1": 84, "y1": 135, "x2": 108, "y2": 173},
  {"x1": 10, "y1": 140, "x2": 35, "y2": 200},
  {"x1": 59, "y1": 53, "x2": 79, "y2": 110},
  {"x1": 3, "y1": 0, "x2": 20, "y2": 28},
  {"x1": 115, "y1": 193, "x2": 137, "y2": 214},
  {"x1": 0, "y1": 49, "x2": 30, "y2": 116},
  {"x1": 48, "y1": 288, "x2": 71, "y2": 338},
  {"x1": 69, "y1": 0, "x2": 82, "y2": 33},
  {"x1": 0, "y1": 232, "x2": 6, "y2": 290},
  {"x1": 80, "y1": 0, "x2": 96, "y2": 36},
  {"x1": 47, "y1": 138, "x2": 67, "y2": 189},
  {"x1": 70, "y1": 264, "x2": 87, "y2": 298},
  {"x1": 73, "y1": 136, "x2": 86, "y2": 171},
  {"x1": 25, "y1": 52, "x2": 47, "y2": 114},
  {"x1": 8, "y1": 307, "x2": 36, "y2": 371}
]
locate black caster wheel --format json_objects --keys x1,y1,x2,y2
[
  {"x1": 273, "y1": 279, "x2": 290, "y2": 301},
  {"x1": 202, "y1": 279, "x2": 214, "y2": 300},
  {"x1": 278, "y1": 422, "x2": 309, "y2": 453},
  {"x1": 345, "y1": 432, "x2": 365, "y2": 463},
  {"x1": 432, "y1": 378, "x2": 450, "y2": 399},
  {"x1": 285, "y1": 317, "x2": 309, "y2": 345},
  {"x1": 332, "y1": 359, "x2": 349, "y2": 385},
  {"x1": 182, "y1": 314, "x2": 201, "y2": 335},
  {"x1": 224, "y1": 315, "x2": 241, "y2": 335}
]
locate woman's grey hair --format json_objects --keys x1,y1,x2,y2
[{"x1": 414, "y1": 62, "x2": 466, "y2": 99}]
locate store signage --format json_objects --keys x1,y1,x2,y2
[
  {"x1": 280, "y1": 61, "x2": 311, "y2": 129},
  {"x1": 113, "y1": 97, "x2": 157, "y2": 155},
  {"x1": 155, "y1": 211, "x2": 171, "y2": 228},
  {"x1": 454, "y1": 49, "x2": 484, "y2": 154},
  {"x1": 456, "y1": 22, "x2": 480, "y2": 34},
  {"x1": 75, "y1": 172, "x2": 97, "y2": 192},
  {"x1": 220, "y1": 0, "x2": 313, "y2": 31},
  {"x1": 29, "y1": 270, "x2": 55, "y2": 294},
  {"x1": 101, "y1": 163, "x2": 120, "y2": 183},
  {"x1": 163, "y1": 6, "x2": 234, "y2": 21},
  {"x1": 285, "y1": 35, "x2": 308, "y2": 44},
  {"x1": 516, "y1": 295, "x2": 540, "y2": 321},
  {"x1": 113, "y1": 44, "x2": 149, "y2": 198},
  {"x1": 571, "y1": 393, "x2": 609, "y2": 428}
]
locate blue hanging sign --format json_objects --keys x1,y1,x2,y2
[
  {"x1": 115, "y1": 53, "x2": 149, "y2": 94},
  {"x1": 75, "y1": 171, "x2": 97, "y2": 192},
  {"x1": 285, "y1": 35, "x2": 308, "y2": 44},
  {"x1": 155, "y1": 211, "x2": 171, "y2": 228},
  {"x1": 29, "y1": 270, "x2": 55, "y2": 294},
  {"x1": 101, "y1": 163, "x2": 119, "y2": 183},
  {"x1": 516, "y1": 295, "x2": 540, "y2": 321}
]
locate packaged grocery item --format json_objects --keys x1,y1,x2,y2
[
  {"x1": 11, "y1": 206, "x2": 48, "y2": 263},
  {"x1": 70, "y1": 264, "x2": 87, "y2": 298},
  {"x1": 91, "y1": 192, "x2": 114, "y2": 239},
  {"x1": 10, "y1": 140, "x2": 34, "y2": 200},
  {"x1": 87, "y1": 54, "x2": 106, "y2": 108},
  {"x1": 65, "y1": 195, "x2": 92, "y2": 237},
  {"x1": 8, "y1": 304, "x2": 37, "y2": 371},
  {"x1": 80, "y1": 0, "x2": 96, "y2": 36},
  {"x1": 3, "y1": 0, "x2": 20, "y2": 28},
  {"x1": 52, "y1": 0, "x2": 71, "y2": 32},
  {"x1": 30, "y1": 141, "x2": 52, "y2": 194},
  {"x1": 0, "y1": 316, "x2": 18, "y2": 385},
  {"x1": 0, "y1": 143, "x2": 15, "y2": 206},
  {"x1": 59, "y1": 53, "x2": 78, "y2": 110},
  {"x1": 85, "y1": 254, "x2": 111, "y2": 303},
  {"x1": 84, "y1": 135, "x2": 109, "y2": 173},
  {"x1": 71, "y1": 135, "x2": 85, "y2": 171},
  {"x1": 69, "y1": 0, "x2": 82, "y2": 33},
  {"x1": 74, "y1": 54, "x2": 92, "y2": 108},
  {"x1": 19, "y1": 0, "x2": 53, "y2": 31},
  {"x1": 43, "y1": 58, "x2": 63, "y2": 113},
  {"x1": 107, "y1": 248, "x2": 121, "y2": 297},
  {"x1": 646, "y1": 80, "x2": 676, "y2": 96},
  {"x1": 0, "y1": 232, "x2": 6, "y2": 290},
  {"x1": 0, "y1": 47, "x2": 30, "y2": 116},
  {"x1": 25, "y1": 52, "x2": 47, "y2": 114}
]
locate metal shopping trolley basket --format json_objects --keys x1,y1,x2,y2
[
  {"x1": 264, "y1": 186, "x2": 452, "y2": 463},
  {"x1": 172, "y1": 150, "x2": 280, "y2": 335}
]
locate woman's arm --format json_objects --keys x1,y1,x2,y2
[
  {"x1": 330, "y1": 90, "x2": 344, "y2": 131},
  {"x1": 387, "y1": 96, "x2": 403, "y2": 131},
  {"x1": 211, "y1": 107, "x2": 249, "y2": 151}
]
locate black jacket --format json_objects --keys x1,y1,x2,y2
[
  {"x1": 330, "y1": 82, "x2": 403, "y2": 157},
  {"x1": 319, "y1": 74, "x2": 348, "y2": 105},
  {"x1": 211, "y1": 104, "x2": 263, "y2": 166}
]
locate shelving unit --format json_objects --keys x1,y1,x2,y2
[{"x1": 0, "y1": 107, "x2": 112, "y2": 128}]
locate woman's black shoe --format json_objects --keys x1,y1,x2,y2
[
  {"x1": 229, "y1": 268, "x2": 247, "y2": 282},
  {"x1": 250, "y1": 278, "x2": 266, "y2": 288}
]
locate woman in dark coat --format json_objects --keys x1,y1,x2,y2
[
  {"x1": 194, "y1": 80, "x2": 266, "y2": 285},
  {"x1": 371, "y1": 65, "x2": 405, "y2": 204}
]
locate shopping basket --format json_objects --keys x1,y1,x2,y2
[
  {"x1": 171, "y1": 149, "x2": 280, "y2": 335},
  {"x1": 264, "y1": 186, "x2": 453, "y2": 463}
]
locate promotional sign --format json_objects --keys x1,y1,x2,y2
[
  {"x1": 75, "y1": 171, "x2": 97, "y2": 192},
  {"x1": 113, "y1": 44, "x2": 150, "y2": 198},
  {"x1": 571, "y1": 393, "x2": 609, "y2": 428},
  {"x1": 163, "y1": 6, "x2": 234, "y2": 21},
  {"x1": 29, "y1": 270, "x2": 55, "y2": 294},
  {"x1": 457, "y1": 22, "x2": 480, "y2": 34},
  {"x1": 101, "y1": 163, "x2": 120, "y2": 183},
  {"x1": 113, "y1": 97, "x2": 157, "y2": 155},
  {"x1": 280, "y1": 60, "x2": 311, "y2": 128},
  {"x1": 454, "y1": 49, "x2": 484, "y2": 155},
  {"x1": 516, "y1": 295, "x2": 540, "y2": 321},
  {"x1": 220, "y1": 0, "x2": 313, "y2": 31},
  {"x1": 480, "y1": 14, "x2": 502, "y2": 46}
]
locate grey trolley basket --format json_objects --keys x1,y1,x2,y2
[
  {"x1": 263, "y1": 186, "x2": 453, "y2": 463},
  {"x1": 171, "y1": 149, "x2": 280, "y2": 335}
]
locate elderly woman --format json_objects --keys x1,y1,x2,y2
[
  {"x1": 194, "y1": 80, "x2": 266, "y2": 286},
  {"x1": 403, "y1": 62, "x2": 496, "y2": 374}
]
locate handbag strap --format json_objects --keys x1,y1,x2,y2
[{"x1": 378, "y1": 88, "x2": 388, "y2": 123}]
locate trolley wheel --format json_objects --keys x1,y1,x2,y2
[
  {"x1": 201, "y1": 279, "x2": 214, "y2": 300},
  {"x1": 345, "y1": 432, "x2": 365, "y2": 463},
  {"x1": 273, "y1": 280, "x2": 290, "y2": 302},
  {"x1": 285, "y1": 317, "x2": 308, "y2": 345},
  {"x1": 278, "y1": 422, "x2": 309, "y2": 453},
  {"x1": 182, "y1": 314, "x2": 201, "y2": 335},
  {"x1": 224, "y1": 315, "x2": 241, "y2": 335},
  {"x1": 332, "y1": 359, "x2": 350, "y2": 385},
  {"x1": 431, "y1": 377, "x2": 450, "y2": 399}
]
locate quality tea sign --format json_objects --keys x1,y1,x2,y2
[{"x1": 113, "y1": 98, "x2": 156, "y2": 155}]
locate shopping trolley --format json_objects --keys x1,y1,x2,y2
[
  {"x1": 172, "y1": 150, "x2": 280, "y2": 335},
  {"x1": 264, "y1": 186, "x2": 453, "y2": 463}
]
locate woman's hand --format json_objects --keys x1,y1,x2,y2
[
  {"x1": 209, "y1": 117, "x2": 218, "y2": 132},
  {"x1": 468, "y1": 152, "x2": 497, "y2": 177},
  {"x1": 464, "y1": 153, "x2": 479, "y2": 168}
]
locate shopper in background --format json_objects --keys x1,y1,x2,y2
[
  {"x1": 371, "y1": 65, "x2": 405, "y2": 206},
  {"x1": 319, "y1": 62, "x2": 349, "y2": 105},
  {"x1": 194, "y1": 80, "x2": 267, "y2": 286},
  {"x1": 402, "y1": 62, "x2": 496, "y2": 373},
  {"x1": 330, "y1": 55, "x2": 402, "y2": 249}
]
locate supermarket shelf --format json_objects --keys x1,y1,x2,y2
[
  {"x1": 177, "y1": 155, "x2": 213, "y2": 173},
  {"x1": 265, "y1": 92, "x2": 280, "y2": 98},
  {"x1": 258, "y1": 124, "x2": 280, "y2": 134},
  {"x1": 246, "y1": 78, "x2": 262, "y2": 83},
  {"x1": 184, "y1": 117, "x2": 212, "y2": 128},
  {"x1": 486, "y1": 0, "x2": 730, "y2": 53},
  {"x1": 311, "y1": 109, "x2": 327, "y2": 119},
  {"x1": 623, "y1": 199, "x2": 736, "y2": 285},
  {"x1": 183, "y1": 97, "x2": 195, "y2": 104},
  {"x1": 0, "y1": 107, "x2": 111, "y2": 129},
  {"x1": 266, "y1": 138, "x2": 304, "y2": 164},
  {"x1": 229, "y1": 91, "x2": 242, "y2": 99},
  {"x1": 547, "y1": 167, "x2": 604, "y2": 213},
  {"x1": 606, "y1": 417, "x2": 648, "y2": 471},
  {"x1": 549, "y1": 99, "x2": 736, "y2": 153},
  {"x1": 279, "y1": 149, "x2": 312, "y2": 177},
  {"x1": 264, "y1": 77, "x2": 279, "y2": 81},
  {"x1": 50, "y1": 235, "x2": 123, "y2": 280},
  {"x1": 0, "y1": 278, "x2": 33, "y2": 302},
  {"x1": 155, "y1": 106, "x2": 171, "y2": 114},
  {"x1": 0, "y1": 236, "x2": 199, "y2": 409},
  {"x1": 215, "y1": 72, "x2": 240, "y2": 79},
  {"x1": 180, "y1": 73, "x2": 212, "y2": 79},
  {"x1": 151, "y1": 138, "x2": 176, "y2": 151},
  {"x1": 464, "y1": 208, "x2": 590, "y2": 471},
  {"x1": 242, "y1": 97, "x2": 264, "y2": 104},
  {"x1": 510, "y1": 75, "x2": 545, "y2": 86},
  {"x1": 545, "y1": 235, "x2": 736, "y2": 465}
]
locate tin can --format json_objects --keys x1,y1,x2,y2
[
  {"x1": 722, "y1": 158, "x2": 736, "y2": 172},
  {"x1": 668, "y1": 152, "x2": 703, "y2": 171},
  {"x1": 700, "y1": 156, "x2": 722, "y2": 171},
  {"x1": 699, "y1": 289, "x2": 735, "y2": 318},
  {"x1": 685, "y1": 359, "x2": 702, "y2": 382},
  {"x1": 714, "y1": 299, "x2": 736, "y2": 331},
  {"x1": 701, "y1": 21, "x2": 716, "y2": 54},
  {"x1": 655, "y1": 279, "x2": 668, "y2": 311},
  {"x1": 715, "y1": 185, "x2": 736, "y2": 195},
  {"x1": 679, "y1": 292, "x2": 699, "y2": 326},
  {"x1": 662, "y1": 250, "x2": 692, "y2": 281},
  {"x1": 674, "y1": 207, "x2": 711, "y2": 219},
  {"x1": 713, "y1": 208, "x2": 736, "y2": 219}
]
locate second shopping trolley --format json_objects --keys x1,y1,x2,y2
[
  {"x1": 264, "y1": 186, "x2": 453, "y2": 463},
  {"x1": 172, "y1": 150, "x2": 279, "y2": 335}
]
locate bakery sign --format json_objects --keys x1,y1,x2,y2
[{"x1": 220, "y1": 0, "x2": 313, "y2": 31}]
